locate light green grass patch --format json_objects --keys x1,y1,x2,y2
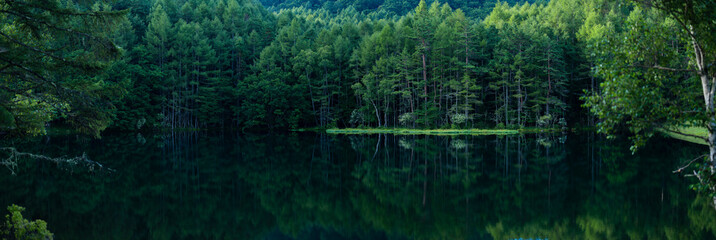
[{"x1": 659, "y1": 126, "x2": 708, "y2": 146}]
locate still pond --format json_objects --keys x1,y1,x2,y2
[{"x1": 1, "y1": 132, "x2": 715, "y2": 239}]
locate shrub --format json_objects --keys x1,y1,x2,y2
[
  {"x1": 398, "y1": 113, "x2": 415, "y2": 127},
  {"x1": 349, "y1": 109, "x2": 366, "y2": 127},
  {"x1": 450, "y1": 113, "x2": 468, "y2": 125},
  {"x1": 1, "y1": 205, "x2": 53, "y2": 240},
  {"x1": 537, "y1": 114, "x2": 553, "y2": 128}
]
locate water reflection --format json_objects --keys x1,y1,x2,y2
[{"x1": 0, "y1": 132, "x2": 714, "y2": 239}]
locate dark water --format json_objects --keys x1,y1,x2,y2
[{"x1": 1, "y1": 132, "x2": 715, "y2": 239}]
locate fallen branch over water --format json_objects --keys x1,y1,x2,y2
[{"x1": 0, "y1": 147, "x2": 112, "y2": 175}]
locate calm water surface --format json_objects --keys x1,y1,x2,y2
[{"x1": 1, "y1": 132, "x2": 715, "y2": 239}]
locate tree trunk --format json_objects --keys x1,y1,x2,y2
[
  {"x1": 692, "y1": 33, "x2": 716, "y2": 169},
  {"x1": 546, "y1": 45, "x2": 552, "y2": 116},
  {"x1": 371, "y1": 100, "x2": 381, "y2": 127},
  {"x1": 421, "y1": 39, "x2": 428, "y2": 126}
]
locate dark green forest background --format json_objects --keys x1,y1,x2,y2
[{"x1": 0, "y1": 0, "x2": 693, "y2": 135}]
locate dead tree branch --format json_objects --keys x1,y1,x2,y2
[{"x1": 0, "y1": 147, "x2": 113, "y2": 175}]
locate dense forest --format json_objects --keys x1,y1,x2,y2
[
  {"x1": 2, "y1": 0, "x2": 716, "y2": 237},
  {"x1": 258, "y1": 0, "x2": 539, "y2": 19},
  {"x1": 0, "y1": 0, "x2": 710, "y2": 136}
]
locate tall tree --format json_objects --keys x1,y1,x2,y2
[{"x1": 585, "y1": 0, "x2": 716, "y2": 169}]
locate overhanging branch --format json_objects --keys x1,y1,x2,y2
[{"x1": 631, "y1": 64, "x2": 696, "y2": 72}]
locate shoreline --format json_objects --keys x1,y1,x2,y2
[{"x1": 324, "y1": 128, "x2": 565, "y2": 135}]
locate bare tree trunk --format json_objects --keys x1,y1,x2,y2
[
  {"x1": 371, "y1": 100, "x2": 381, "y2": 127},
  {"x1": 546, "y1": 44, "x2": 552, "y2": 116},
  {"x1": 384, "y1": 97, "x2": 389, "y2": 127},
  {"x1": 421, "y1": 39, "x2": 428, "y2": 125},
  {"x1": 692, "y1": 33, "x2": 716, "y2": 170}
]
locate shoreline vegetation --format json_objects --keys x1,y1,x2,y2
[
  {"x1": 32, "y1": 126, "x2": 716, "y2": 141},
  {"x1": 323, "y1": 128, "x2": 566, "y2": 135},
  {"x1": 3, "y1": 126, "x2": 568, "y2": 138}
]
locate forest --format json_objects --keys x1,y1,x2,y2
[
  {"x1": 2, "y1": 0, "x2": 716, "y2": 238},
  {"x1": 0, "y1": 0, "x2": 712, "y2": 138}
]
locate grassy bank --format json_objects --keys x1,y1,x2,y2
[
  {"x1": 326, "y1": 128, "x2": 521, "y2": 135},
  {"x1": 659, "y1": 126, "x2": 709, "y2": 146}
]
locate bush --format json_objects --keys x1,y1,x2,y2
[
  {"x1": 398, "y1": 113, "x2": 415, "y2": 127},
  {"x1": 537, "y1": 114, "x2": 553, "y2": 128},
  {"x1": 349, "y1": 109, "x2": 366, "y2": 127},
  {"x1": 449, "y1": 113, "x2": 468, "y2": 125},
  {"x1": 135, "y1": 117, "x2": 146, "y2": 130},
  {"x1": 1, "y1": 205, "x2": 53, "y2": 240}
]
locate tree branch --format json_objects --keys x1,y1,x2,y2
[
  {"x1": 631, "y1": 64, "x2": 696, "y2": 72},
  {"x1": 0, "y1": 30, "x2": 69, "y2": 64},
  {"x1": 673, "y1": 154, "x2": 707, "y2": 173},
  {"x1": 0, "y1": 9, "x2": 95, "y2": 39},
  {"x1": 0, "y1": 55, "x2": 53, "y2": 86}
]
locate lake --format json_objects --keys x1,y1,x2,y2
[{"x1": 1, "y1": 132, "x2": 715, "y2": 239}]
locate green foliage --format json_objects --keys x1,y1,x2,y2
[
  {"x1": 582, "y1": 3, "x2": 707, "y2": 151},
  {"x1": 5, "y1": 95, "x2": 65, "y2": 136},
  {"x1": 92, "y1": 0, "x2": 621, "y2": 132},
  {"x1": 259, "y1": 0, "x2": 535, "y2": 19},
  {"x1": 8, "y1": 0, "x2": 710, "y2": 137},
  {"x1": 1, "y1": 205, "x2": 53, "y2": 240},
  {"x1": 397, "y1": 112, "x2": 414, "y2": 126},
  {"x1": 0, "y1": 0, "x2": 129, "y2": 137},
  {"x1": 0, "y1": 107, "x2": 16, "y2": 131}
]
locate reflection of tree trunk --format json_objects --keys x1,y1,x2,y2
[
  {"x1": 465, "y1": 136, "x2": 469, "y2": 232},
  {"x1": 423, "y1": 135, "x2": 428, "y2": 207},
  {"x1": 423, "y1": 151, "x2": 427, "y2": 207},
  {"x1": 384, "y1": 133, "x2": 388, "y2": 165},
  {"x1": 307, "y1": 136, "x2": 316, "y2": 186},
  {"x1": 547, "y1": 140, "x2": 552, "y2": 208},
  {"x1": 371, "y1": 134, "x2": 381, "y2": 161},
  {"x1": 518, "y1": 136, "x2": 521, "y2": 183},
  {"x1": 409, "y1": 136, "x2": 414, "y2": 181},
  {"x1": 548, "y1": 168, "x2": 552, "y2": 209},
  {"x1": 505, "y1": 136, "x2": 509, "y2": 177}
]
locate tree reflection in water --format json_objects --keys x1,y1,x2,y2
[{"x1": 0, "y1": 132, "x2": 714, "y2": 239}]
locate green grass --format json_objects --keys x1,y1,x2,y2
[
  {"x1": 326, "y1": 128, "x2": 521, "y2": 135},
  {"x1": 516, "y1": 127, "x2": 567, "y2": 134},
  {"x1": 291, "y1": 127, "x2": 327, "y2": 132},
  {"x1": 659, "y1": 126, "x2": 709, "y2": 146}
]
